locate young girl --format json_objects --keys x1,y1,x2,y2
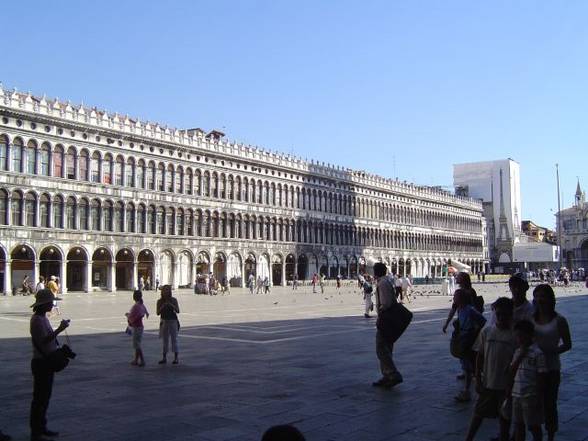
[{"x1": 126, "y1": 290, "x2": 149, "y2": 366}]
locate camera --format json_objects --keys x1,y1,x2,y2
[{"x1": 61, "y1": 344, "x2": 77, "y2": 360}]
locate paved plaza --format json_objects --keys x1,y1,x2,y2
[{"x1": 0, "y1": 282, "x2": 587, "y2": 441}]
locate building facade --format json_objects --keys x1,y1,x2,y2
[
  {"x1": 0, "y1": 86, "x2": 486, "y2": 294},
  {"x1": 454, "y1": 159, "x2": 522, "y2": 272},
  {"x1": 521, "y1": 220, "x2": 556, "y2": 244},
  {"x1": 558, "y1": 181, "x2": 588, "y2": 270}
]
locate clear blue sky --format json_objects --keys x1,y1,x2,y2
[{"x1": 2, "y1": 1, "x2": 587, "y2": 228}]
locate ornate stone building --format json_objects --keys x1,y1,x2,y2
[
  {"x1": 558, "y1": 181, "x2": 588, "y2": 270},
  {"x1": 0, "y1": 86, "x2": 486, "y2": 293}
]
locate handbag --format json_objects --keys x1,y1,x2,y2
[
  {"x1": 32, "y1": 335, "x2": 73, "y2": 373},
  {"x1": 376, "y1": 302, "x2": 413, "y2": 342}
]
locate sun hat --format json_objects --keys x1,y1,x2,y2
[
  {"x1": 50, "y1": 275, "x2": 56, "y2": 281},
  {"x1": 30, "y1": 288, "x2": 62, "y2": 308}
]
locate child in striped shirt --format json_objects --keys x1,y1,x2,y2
[{"x1": 509, "y1": 320, "x2": 547, "y2": 441}]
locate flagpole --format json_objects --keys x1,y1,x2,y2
[{"x1": 556, "y1": 163, "x2": 563, "y2": 268}]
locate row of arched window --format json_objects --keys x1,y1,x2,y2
[
  {"x1": 0, "y1": 189, "x2": 483, "y2": 253},
  {"x1": 0, "y1": 134, "x2": 480, "y2": 231}
]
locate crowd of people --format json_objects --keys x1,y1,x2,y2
[
  {"x1": 448, "y1": 273, "x2": 573, "y2": 441},
  {"x1": 16, "y1": 265, "x2": 575, "y2": 441}
]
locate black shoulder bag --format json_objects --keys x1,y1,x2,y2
[
  {"x1": 32, "y1": 331, "x2": 74, "y2": 373},
  {"x1": 376, "y1": 284, "x2": 413, "y2": 343}
]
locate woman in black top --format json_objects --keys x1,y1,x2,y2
[{"x1": 156, "y1": 285, "x2": 180, "y2": 364}]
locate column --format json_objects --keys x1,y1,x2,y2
[
  {"x1": 74, "y1": 153, "x2": 80, "y2": 180},
  {"x1": 34, "y1": 261, "x2": 40, "y2": 288},
  {"x1": 281, "y1": 261, "x2": 286, "y2": 286},
  {"x1": 240, "y1": 260, "x2": 245, "y2": 288},
  {"x1": 109, "y1": 262, "x2": 116, "y2": 292},
  {"x1": 172, "y1": 258, "x2": 179, "y2": 290},
  {"x1": 268, "y1": 261, "x2": 273, "y2": 287},
  {"x1": 61, "y1": 260, "x2": 68, "y2": 293},
  {"x1": 192, "y1": 261, "x2": 198, "y2": 287},
  {"x1": 4, "y1": 261, "x2": 11, "y2": 295},
  {"x1": 133, "y1": 260, "x2": 139, "y2": 290},
  {"x1": 86, "y1": 261, "x2": 92, "y2": 293}
]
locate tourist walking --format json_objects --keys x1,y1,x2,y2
[
  {"x1": 256, "y1": 275, "x2": 264, "y2": 295},
  {"x1": 319, "y1": 274, "x2": 325, "y2": 294},
  {"x1": 125, "y1": 290, "x2": 149, "y2": 367},
  {"x1": 145, "y1": 276, "x2": 151, "y2": 291},
  {"x1": 35, "y1": 276, "x2": 45, "y2": 294},
  {"x1": 21, "y1": 275, "x2": 34, "y2": 295},
  {"x1": 46, "y1": 276, "x2": 60, "y2": 316},
  {"x1": 363, "y1": 275, "x2": 374, "y2": 318},
  {"x1": 292, "y1": 274, "x2": 298, "y2": 290},
  {"x1": 138, "y1": 276, "x2": 144, "y2": 291},
  {"x1": 221, "y1": 276, "x2": 230, "y2": 295},
  {"x1": 336, "y1": 274, "x2": 341, "y2": 292},
  {"x1": 394, "y1": 275, "x2": 403, "y2": 299},
  {"x1": 29, "y1": 288, "x2": 69, "y2": 441},
  {"x1": 357, "y1": 273, "x2": 365, "y2": 293},
  {"x1": 400, "y1": 275, "x2": 412, "y2": 303},
  {"x1": 372, "y1": 263, "x2": 408, "y2": 389},
  {"x1": 263, "y1": 277, "x2": 271, "y2": 294},
  {"x1": 157, "y1": 285, "x2": 180, "y2": 365},
  {"x1": 465, "y1": 297, "x2": 515, "y2": 441},
  {"x1": 209, "y1": 273, "x2": 217, "y2": 295},
  {"x1": 247, "y1": 273, "x2": 255, "y2": 294},
  {"x1": 311, "y1": 273, "x2": 318, "y2": 293},
  {"x1": 155, "y1": 276, "x2": 160, "y2": 291},
  {"x1": 532, "y1": 284, "x2": 572, "y2": 441}
]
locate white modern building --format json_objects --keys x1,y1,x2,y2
[
  {"x1": 0, "y1": 86, "x2": 486, "y2": 294},
  {"x1": 454, "y1": 159, "x2": 522, "y2": 272}
]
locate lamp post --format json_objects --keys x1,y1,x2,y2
[{"x1": 556, "y1": 164, "x2": 563, "y2": 269}]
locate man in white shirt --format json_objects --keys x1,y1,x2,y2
[{"x1": 401, "y1": 276, "x2": 412, "y2": 303}]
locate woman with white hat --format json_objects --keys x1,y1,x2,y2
[{"x1": 29, "y1": 289, "x2": 70, "y2": 441}]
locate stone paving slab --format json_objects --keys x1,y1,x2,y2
[{"x1": 0, "y1": 283, "x2": 586, "y2": 441}]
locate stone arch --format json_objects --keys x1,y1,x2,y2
[
  {"x1": 177, "y1": 249, "x2": 193, "y2": 288},
  {"x1": 213, "y1": 251, "x2": 227, "y2": 282},
  {"x1": 244, "y1": 252, "x2": 256, "y2": 280},
  {"x1": 271, "y1": 253, "x2": 284, "y2": 286},
  {"x1": 196, "y1": 250, "x2": 211, "y2": 275},
  {"x1": 159, "y1": 249, "x2": 175, "y2": 286},
  {"x1": 138, "y1": 249, "x2": 155, "y2": 288},
  {"x1": 38, "y1": 244, "x2": 65, "y2": 287},
  {"x1": 10, "y1": 244, "x2": 36, "y2": 294},
  {"x1": 92, "y1": 247, "x2": 113, "y2": 290},
  {"x1": 115, "y1": 248, "x2": 134, "y2": 290},
  {"x1": 66, "y1": 246, "x2": 89, "y2": 291}
]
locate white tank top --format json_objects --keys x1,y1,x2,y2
[{"x1": 534, "y1": 315, "x2": 561, "y2": 371}]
